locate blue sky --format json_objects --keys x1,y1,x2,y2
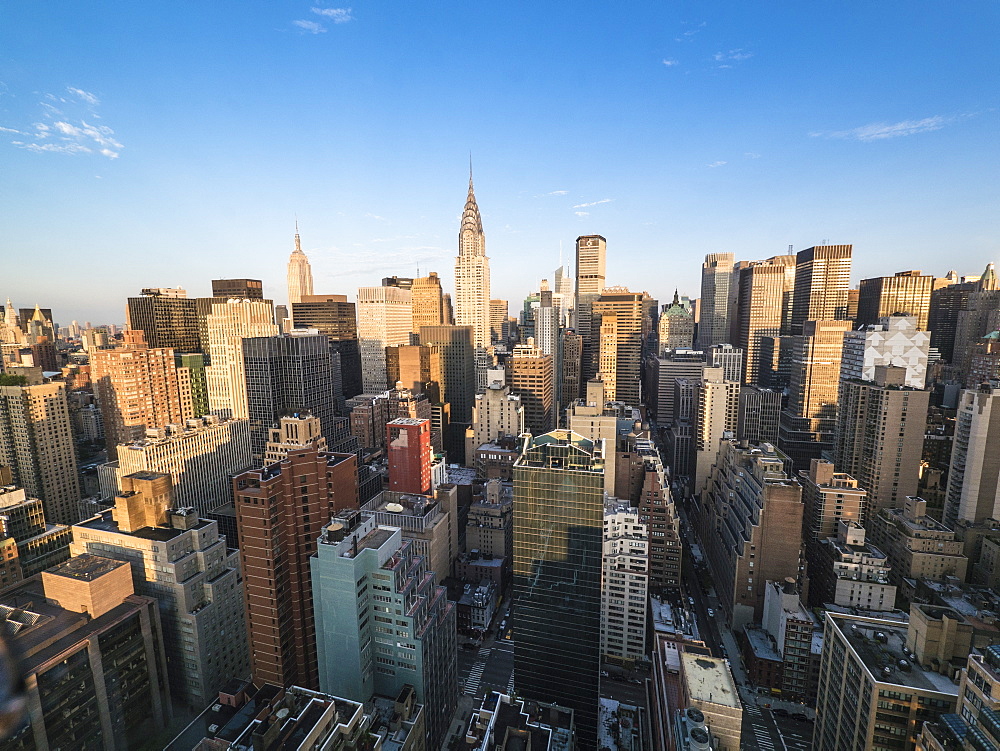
[{"x1": 1, "y1": 1, "x2": 997, "y2": 324}]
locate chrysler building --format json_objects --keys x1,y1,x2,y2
[{"x1": 454, "y1": 168, "x2": 491, "y2": 386}]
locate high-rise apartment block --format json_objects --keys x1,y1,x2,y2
[
  {"x1": 575, "y1": 235, "x2": 607, "y2": 387},
  {"x1": 593, "y1": 288, "x2": 647, "y2": 405},
  {"x1": 635, "y1": 443, "x2": 683, "y2": 592},
  {"x1": 840, "y1": 314, "x2": 930, "y2": 389},
  {"x1": 387, "y1": 417, "x2": 433, "y2": 495},
  {"x1": 944, "y1": 381, "x2": 1000, "y2": 529},
  {"x1": 234, "y1": 438, "x2": 358, "y2": 689},
  {"x1": 778, "y1": 319, "x2": 853, "y2": 469},
  {"x1": 311, "y1": 511, "x2": 457, "y2": 748},
  {"x1": 644, "y1": 348, "x2": 707, "y2": 425},
  {"x1": 387, "y1": 343, "x2": 443, "y2": 398},
  {"x1": 601, "y1": 498, "x2": 649, "y2": 665},
  {"x1": 835, "y1": 365, "x2": 929, "y2": 513},
  {"x1": 514, "y1": 430, "x2": 605, "y2": 748},
  {"x1": 489, "y1": 298, "x2": 508, "y2": 344},
  {"x1": 110, "y1": 415, "x2": 251, "y2": 517},
  {"x1": 929, "y1": 276, "x2": 977, "y2": 364},
  {"x1": 126, "y1": 287, "x2": 201, "y2": 352},
  {"x1": 734, "y1": 255, "x2": 796, "y2": 384},
  {"x1": 175, "y1": 351, "x2": 208, "y2": 417},
  {"x1": 467, "y1": 371, "x2": 524, "y2": 462},
  {"x1": 507, "y1": 341, "x2": 554, "y2": 436},
  {"x1": 91, "y1": 330, "x2": 188, "y2": 455},
  {"x1": 815, "y1": 609, "x2": 961, "y2": 751},
  {"x1": 292, "y1": 294, "x2": 364, "y2": 399},
  {"x1": 561, "y1": 329, "x2": 583, "y2": 412},
  {"x1": 286, "y1": 226, "x2": 314, "y2": 307},
  {"x1": 0, "y1": 373, "x2": 80, "y2": 524},
  {"x1": 789, "y1": 245, "x2": 852, "y2": 335},
  {"x1": 954, "y1": 263, "x2": 1000, "y2": 381},
  {"x1": 869, "y1": 497, "x2": 969, "y2": 592},
  {"x1": 70, "y1": 471, "x2": 249, "y2": 708},
  {"x1": 856, "y1": 270, "x2": 934, "y2": 331},
  {"x1": 808, "y1": 520, "x2": 896, "y2": 610},
  {"x1": 691, "y1": 367, "x2": 740, "y2": 495},
  {"x1": 2, "y1": 555, "x2": 172, "y2": 750},
  {"x1": 203, "y1": 297, "x2": 279, "y2": 420},
  {"x1": 799, "y1": 459, "x2": 868, "y2": 550},
  {"x1": 697, "y1": 440, "x2": 804, "y2": 629},
  {"x1": 419, "y1": 324, "x2": 476, "y2": 449},
  {"x1": 698, "y1": 252, "x2": 735, "y2": 349},
  {"x1": 0, "y1": 484, "x2": 71, "y2": 577},
  {"x1": 357, "y1": 285, "x2": 413, "y2": 393}
]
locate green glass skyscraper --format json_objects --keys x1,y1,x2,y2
[{"x1": 513, "y1": 430, "x2": 605, "y2": 749}]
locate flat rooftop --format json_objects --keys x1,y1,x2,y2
[
  {"x1": 681, "y1": 653, "x2": 740, "y2": 708},
  {"x1": 77, "y1": 509, "x2": 210, "y2": 541},
  {"x1": 47, "y1": 553, "x2": 128, "y2": 581},
  {"x1": 832, "y1": 614, "x2": 961, "y2": 695}
]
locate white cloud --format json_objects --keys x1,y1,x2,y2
[
  {"x1": 2, "y1": 90, "x2": 122, "y2": 158},
  {"x1": 714, "y1": 48, "x2": 754, "y2": 62},
  {"x1": 364, "y1": 213, "x2": 388, "y2": 222},
  {"x1": 707, "y1": 161, "x2": 727, "y2": 168},
  {"x1": 67, "y1": 87, "x2": 99, "y2": 106},
  {"x1": 312, "y1": 7, "x2": 353, "y2": 23},
  {"x1": 744, "y1": 152, "x2": 761, "y2": 159},
  {"x1": 292, "y1": 19, "x2": 326, "y2": 33},
  {"x1": 662, "y1": 59, "x2": 679, "y2": 67},
  {"x1": 574, "y1": 211, "x2": 590, "y2": 217},
  {"x1": 547, "y1": 190, "x2": 569, "y2": 196},
  {"x1": 572, "y1": 198, "x2": 613, "y2": 209},
  {"x1": 812, "y1": 116, "x2": 956, "y2": 142}
]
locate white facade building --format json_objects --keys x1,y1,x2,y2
[
  {"x1": 601, "y1": 499, "x2": 649, "y2": 663},
  {"x1": 944, "y1": 381, "x2": 1000, "y2": 528},
  {"x1": 356, "y1": 285, "x2": 413, "y2": 393},
  {"x1": 841, "y1": 314, "x2": 930, "y2": 389},
  {"x1": 204, "y1": 298, "x2": 278, "y2": 420}
]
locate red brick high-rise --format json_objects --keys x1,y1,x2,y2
[
  {"x1": 233, "y1": 434, "x2": 358, "y2": 689},
  {"x1": 386, "y1": 417, "x2": 432, "y2": 495}
]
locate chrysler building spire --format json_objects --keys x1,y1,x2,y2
[{"x1": 287, "y1": 222, "x2": 314, "y2": 308}]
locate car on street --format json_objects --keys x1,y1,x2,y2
[
  {"x1": 791, "y1": 712, "x2": 811, "y2": 722},
  {"x1": 773, "y1": 708, "x2": 789, "y2": 717},
  {"x1": 688, "y1": 597, "x2": 695, "y2": 605},
  {"x1": 462, "y1": 643, "x2": 478, "y2": 650},
  {"x1": 707, "y1": 608, "x2": 714, "y2": 617}
]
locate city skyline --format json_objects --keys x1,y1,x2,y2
[{"x1": 1, "y1": 2, "x2": 998, "y2": 322}]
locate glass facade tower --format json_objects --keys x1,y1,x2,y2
[{"x1": 513, "y1": 430, "x2": 605, "y2": 749}]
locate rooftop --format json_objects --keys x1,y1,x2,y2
[
  {"x1": 77, "y1": 509, "x2": 210, "y2": 541},
  {"x1": 47, "y1": 553, "x2": 128, "y2": 581},
  {"x1": 831, "y1": 613, "x2": 961, "y2": 695},
  {"x1": 681, "y1": 652, "x2": 741, "y2": 708}
]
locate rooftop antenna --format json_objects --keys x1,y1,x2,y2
[{"x1": 788, "y1": 244, "x2": 793, "y2": 254}]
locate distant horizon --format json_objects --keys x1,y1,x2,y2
[{"x1": 2, "y1": 2, "x2": 997, "y2": 323}]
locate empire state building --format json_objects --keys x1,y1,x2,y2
[
  {"x1": 287, "y1": 223, "x2": 314, "y2": 308},
  {"x1": 454, "y1": 169, "x2": 491, "y2": 385}
]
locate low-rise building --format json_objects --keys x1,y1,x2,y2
[
  {"x1": 463, "y1": 691, "x2": 574, "y2": 751},
  {"x1": 679, "y1": 652, "x2": 742, "y2": 751},
  {"x1": 808, "y1": 520, "x2": 897, "y2": 611}
]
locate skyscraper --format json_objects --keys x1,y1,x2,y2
[
  {"x1": 575, "y1": 235, "x2": 607, "y2": 387},
  {"x1": 658, "y1": 291, "x2": 695, "y2": 352},
  {"x1": 292, "y1": 294, "x2": 364, "y2": 400},
  {"x1": 357, "y1": 285, "x2": 413, "y2": 393},
  {"x1": 777, "y1": 319, "x2": 853, "y2": 469},
  {"x1": 489, "y1": 299, "x2": 508, "y2": 344},
  {"x1": 697, "y1": 252, "x2": 735, "y2": 348},
  {"x1": 454, "y1": 170, "x2": 491, "y2": 384},
  {"x1": 944, "y1": 381, "x2": 1000, "y2": 529},
  {"x1": 418, "y1": 324, "x2": 475, "y2": 423},
  {"x1": 242, "y1": 331, "x2": 345, "y2": 458},
  {"x1": 789, "y1": 245, "x2": 853, "y2": 335},
  {"x1": 233, "y1": 433, "x2": 359, "y2": 689},
  {"x1": 91, "y1": 330, "x2": 188, "y2": 456},
  {"x1": 411, "y1": 272, "x2": 446, "y2": 330},
  {"x1": 203, "y1": 298, "x2": 279, "y2": 420},
  {"x1": 211, "y1": 278, "x2": 264, "y2": 300},
  {"x1": 691, "y1": 367, "x2": 740, "y2": 495},
  {"x1": 0, "y1": 373, "x2": 80, "y2": 525},
  {"x1": 592, "y1": 288, "x2": 646, "y2": 405},
  {"x1": 734, "y1": 256, "x2": 796, "y2": 384},
  {"x1": 839, "y1": 314, "x2": 930, "y2": 389},
  {"x1": 856, "y1": 270, "x2": 934, "y2": 330},
  {"x1": 126, "y1": 287, "x2": 201, "y2": 352},
  {"x1": 507, "y1": 341, "x2": 554, "y2": 436},
  {"x1": 286, "y1": 224, "x2": 314, "y2": 308},
  {"x1": 514, "y1": 430, "x2": 605, "y2": 748}
]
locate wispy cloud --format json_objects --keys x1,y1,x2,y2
[
  {"x1": 662, "y1": 59, "x2": 679, "y2": 67},
  {"x1": 2, "y1": 86, "x2": 122, "y2": 158},
  {"x1": 811, "y1": 115, "x2": 963, "y2": 142},
  {"x1": 574, "y1": 211, "x2": 590, "y2": 217},
  {"x1": 364, "y1": 213, "x2": 388, "y2": 222},
  {"x1": 314, "y1": 244, "x2": 449, "y2": 278},
  {"x1": 674, "y1": 21, "x2": 705, "y2": 42},
  {"x1": 572, "y1": 198, "x2": 613, "y2": 209},
  {"x1": 707, "y1": 161, "x2": 727, "y2": 168},
  {"x1": 312, "y1": 7, "x2": 353, "y2": 23},
  {"x1": 714, "y1": 49, "x2": 754, "y2": 62},
  {"x1": 292, "y1": 19, "x2": 326, "y2": 33},
  {"x1": 744, "y1": 152, "x2": 761, "y2": 159},
  {"x1": 546, "y1": 190, "x2": 569, "y2": 196}
]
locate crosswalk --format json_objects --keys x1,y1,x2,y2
[
  {"x1": 751, "y1": 725, "x2": 776, "y2": 751},
  {"x1": 464, "y1": 647, "x2": 493, "y2": 696},
  {"x1": 506, "y1": 674, "x2": 515, "y2": 694}
]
